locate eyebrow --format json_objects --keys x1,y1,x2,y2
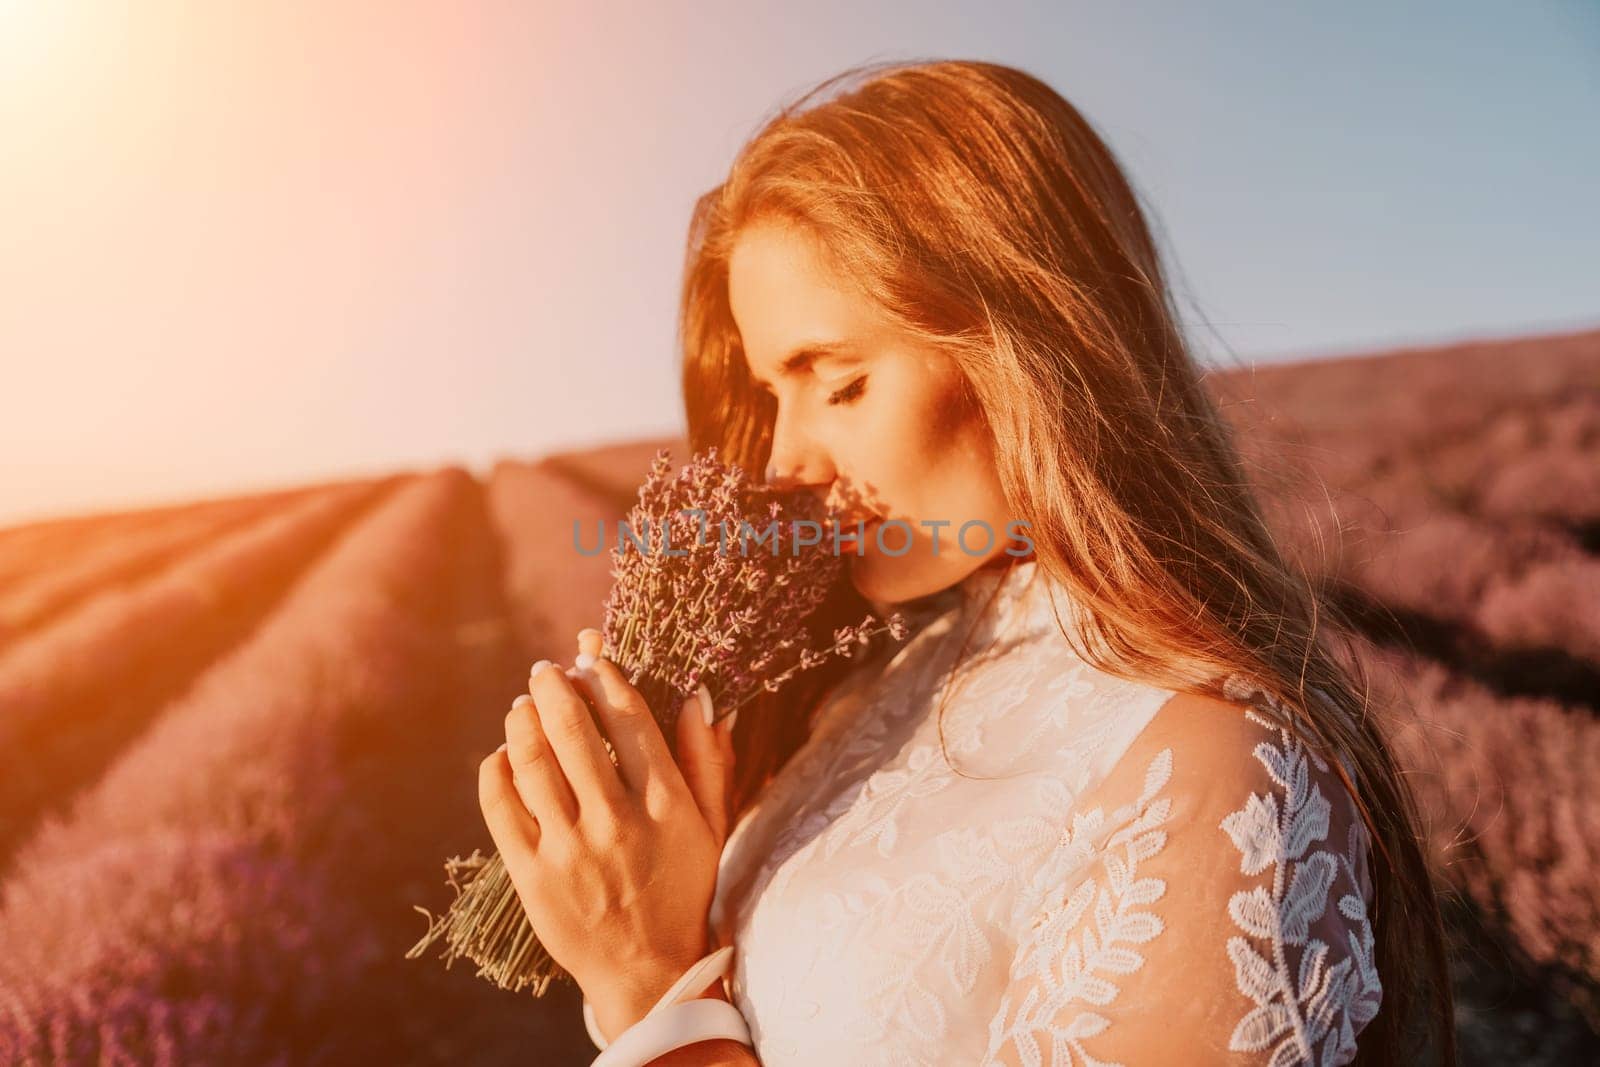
[{"x1": 747, "y1": 340, "x2": 855, "y2": 390}]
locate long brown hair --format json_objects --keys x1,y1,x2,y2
[{"x1": 677, "y1": 58, "x2": 1454, "y2": 1064}]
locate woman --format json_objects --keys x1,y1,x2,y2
[{"x1": 478, "y1": 59, "x2": 1455, "y2": 1065}]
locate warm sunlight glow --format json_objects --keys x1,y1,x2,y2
[{"x1": 0, "y1": 0, "x2": 76, "y2": 86}]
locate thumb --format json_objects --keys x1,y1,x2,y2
[{"x1": 676, "y1": 683, "x2": 734, "y2": 847}]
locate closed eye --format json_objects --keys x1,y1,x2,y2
[{"x1": 826, "y1": 375, "x2": 867, "y2": 406}]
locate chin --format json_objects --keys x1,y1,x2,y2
[{"x1": 847, "y1": 553, "x2": 963, "y2": 607}]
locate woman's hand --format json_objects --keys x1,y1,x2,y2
[{"x1": 478, "y1": 627, "x2": 738, "y2": 1041}]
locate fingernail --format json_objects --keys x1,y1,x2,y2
[
  {"x1": 512, "y1": 694, "x2": 532, "y2": 710},
  {"x1": 698, "y1": 683, "x2": 714, "y2": 728},
  {"x1": 495, "y1": 741, "x2": 507, "y2": 753},
  {"x1": 723, "y1": 705, "x2": 738, "y2": 734},
  {"x1": 529, "y1": 659, "x2": 552, "y2": 679},
  {"x1": 574, "y1": 651, "x2": 597, "y2": 672}
]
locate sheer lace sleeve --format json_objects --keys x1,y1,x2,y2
[{"x1": 980, "y1": 677, "x2": 1383, "y2": 1067}]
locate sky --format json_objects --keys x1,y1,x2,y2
[{"x1": 2, "y1": 1, "x2": 1596, "y2": 527}]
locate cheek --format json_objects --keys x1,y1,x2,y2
[
  {"x1": 856, "y1": 381, "x2": 990, "y2": 517},
  {"x1": 911, "y1": 371, "x2": 985, "y2": 469},
  {"x1": 928, "y1": 371, "x2": 979, "y2": 441}
]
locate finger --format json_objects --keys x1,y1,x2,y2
[
  {"x1": 503, "y1": 693, "x2": 579, "y2": 827},
  {"x1": 676, "y1": 684, "x2": 733, "y2": 846},
  {"x1": 575, "y1": 627, "x2": 603, "y2": 669},
  {"x1": 718, "y1": 701, "x2": 737, "y2": 778},
  {"x1": 479, "y1": 745, "x2": 543, "y2": 866},
  {"x1": 574, "y1": 655, "x2": 683, "y2": 810},
  {"x1": 529, "y1": 659, "x2": 629, "y2": 814}
]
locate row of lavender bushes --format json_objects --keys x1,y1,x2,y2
[
  {"x1": 0, "y1": 458, "x2": 648, "y2": 1065},
  {"x1": 0, "y1": 470, "x2": 520, "y2": 1062},
  {"x1": 0, "y1": 485, "x2": 321, "y2": 594},
  {"x1": 0, "y1": 479, "x2": 400, "y2": 873}
]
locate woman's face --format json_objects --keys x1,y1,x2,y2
[{"x1": 727, "y1": 221, "x2": 1028, "y2": 606}]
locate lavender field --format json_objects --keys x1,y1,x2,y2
[{"x1": 1, "y1": 326, "x2": 1595, "y2": 1064}]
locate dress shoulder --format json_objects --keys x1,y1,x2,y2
[{"x1": 981, "y1": 674, "x2": 1383, "y2": 1066}]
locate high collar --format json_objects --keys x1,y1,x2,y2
[
  {"x1": 878, "y1": 555, "x2": 1060, "y2": 636},
  {"x1": 956, "y1": 554, "x2": 1039, "y2": 605}
]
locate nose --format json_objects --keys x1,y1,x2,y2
[
  {"x1": 763, "y1": 407, "x2": 833, "y2": 492},
  {"x1": 763, "y1": 455, "x2": 830, "y2": 491}
]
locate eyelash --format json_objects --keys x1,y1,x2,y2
[{"x1": 826, "y1": 375, "x2": 867, "y2": 406}]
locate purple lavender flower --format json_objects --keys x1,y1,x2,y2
[{"x1": 409, "y1": 447, "x2": 907, "y2": 994}]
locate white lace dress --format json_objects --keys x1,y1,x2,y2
[{"x1": 706, "y1": 558, "x2": 1382, "y2": 1066}]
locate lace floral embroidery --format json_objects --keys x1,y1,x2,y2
[
  {"x1": 983, "y1": 681, "x2": 1383, "y2": 1067},
  {"x1": 714, "y1": 562, "x2": 1386, "y2": 1067},
  {"x1": 1219, "y1": 677, "x2": 1383, "y2": 1067},
  {"x1": 982, "y1": 748, "x2": 1175, "y2": 1067}
]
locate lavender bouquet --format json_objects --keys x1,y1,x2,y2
[{"x1": 407, "y1": 446, "x2": 908, "y2": 995}]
